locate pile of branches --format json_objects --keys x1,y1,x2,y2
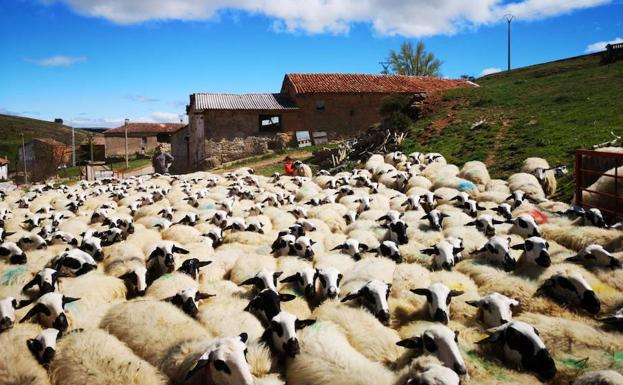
[{"x1": 310, "y1": 125, "x2": 407, "y2": 171}]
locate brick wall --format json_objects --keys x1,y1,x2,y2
[{"x1": 105, "y1": 136, "x2": 159, "y2": 158}]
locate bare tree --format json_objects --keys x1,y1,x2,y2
[{"x1": 387, "y1": 41, "x2": 441, "y2": 77}]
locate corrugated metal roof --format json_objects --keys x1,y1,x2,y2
[
  {"x1": 282, "y1": 73, "x2": 474, "y2": 94},
  {"x1": 193, "y1": 93, "x2": 298, "y2": 111}
]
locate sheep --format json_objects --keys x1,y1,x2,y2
[
  {"x1": 49, "y1": 248, "x2": 97, "y2": 277},
  {"x1": 509, "y1": 214, "x2": 541, "y2": 238},
  {"x1": 0, "y1": 323, "x2": 52, "y2": 385},
  {"x1": 0, "y1": 295, "x2": 30, "y2": 332},
  {"x1": 397, "y1": 323, "x2": 467, "y2": 376},
  {"x1": 507, "y1": 173, "x2": 546, "y2": 201},
  {"x1": 476, "y1": 320, "x2": 556, "y2": 381},
  {"x1": 541, "y1": 223, "x2": 623, "y2": 252},
  {"x1": 261, "y1": 311, "x2": 316, "y2": 357},
  {"x1": 22, "y1": 267, "x2": 59, "y2": 297},
  {"x1": 49, "y1": 328, "x2": 167, "y2": 385},
  {"x1": 0, "y1": 241, "x2": 27, "y2": 264},
  {"x1": 537, "y1": 271, "x2": 601, "y2": 314},
  {"x1": 19, "y1": 292, "x2": 79, "y2": 332},
  {"x1": 466, "y1": 292, "x2": 519, "y2": 327},
  {"x1": 459, "y1": 161, "x2": 491, "y2": 188},
  {"x1": 286, "y1": 320, "x2": 398, "y2": 385},
  {"x1": 572, "y1": 370, "x2": 623, "y2": 385},
  {"x1": 405, "y1": 356, "x2": 460, "y2": 385},
  {"x1": 27, "y1": 327, "x2": 60, "y2": 367},
  {"x1": 582, "y1": 165, "x2": 623, "y2": 219},
  {"x1": 410, "y1": 283, "x2": 464, "y2": 325}
]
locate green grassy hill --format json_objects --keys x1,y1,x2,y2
[
  {"x1": 0, "y1": 114, "x2": 89, "y2": 171},
  {"x1": 400, "y1": 53, "x2": 623, "y2": 199}
]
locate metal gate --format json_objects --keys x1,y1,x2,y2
[{"x1": 575, "y1": 149, "x2": 623, "y2": 222}]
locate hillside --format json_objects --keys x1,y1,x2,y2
[
  {"x1": 0, "y1": 114, "x2": 89, "y2": 171},
  {"x1": 400, "y1": 53, "x2": 623, "y2": 199}
]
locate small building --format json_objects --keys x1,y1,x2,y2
[
  {"x1": 103, "y1": 123, "x2": 184, "y2": 159},
  {"x1": 0, "y1": 157, "x2": 8, "y2": 181},
  {"x1": 17, "y1": 138, "x2": 71, "y2": 182},
  {"x1": 80, "y1": 135, "x2": 106, "y2": 162}
]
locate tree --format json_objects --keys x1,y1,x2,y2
[{"x1": 386, "y1": 41, "x2": 441, "y2": 77}]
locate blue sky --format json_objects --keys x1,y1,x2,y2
[{"x1": 0, "y1": 0, "x2": 621, "y2": 128}]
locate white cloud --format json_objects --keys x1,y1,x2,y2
[
  {"x1": 126, "y1": 95, "x2": 160, "y2": 103},
  {"x1": 150, "y1": 111, "x2": 187, "y2": 123},
  {"x1": 67, "y1": 112, "x2": 187, "y2": 128},
  {"x1": 585, "y1": 37, "x2": 623, "y2": 53},
  {"x1": 480, "y1": 67, "x2": 502, "y2": 76},
  {"x1": 44, "y1": 0, "x2": 610, "y2": 37},
  {"x1": 28, "y1": 55, "x2": 87, "y2": 67}
]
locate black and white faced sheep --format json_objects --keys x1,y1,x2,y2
[
  {"x1": 372, "y1": 240, "x2": 403, "y2": 263},
  {"x1": 511, "y1": 236, "x2": 552, "y2": 268},
  {"x1": 164, "y1": 287, "x2": 214, "y2": 317},
  {"x1": 331, "y1": 239, "x2": 369, "y2": 260},
  {"x1": 20, "y1": 292, "x2": 79, "y2": 332},
  {"x1": 411, "y1": 283, "x2": 464, "y2": 324},
  {"x1": 583, "y1": 208, "x2": 608, "y2": 228},
  {"x1": 466, "y1": 292, "x2": 519, "y2": 327},
  {"x1": 492, "y1": 203, "x2": 513, "y2": 221},
  {"x1": 48, "y1": 231, "x2": 79, "y2": 247},
  {"x1": 598, "y1": 307, "x2": 623, "y2": 330},
  {"x1": 244, "y1": 288, "x2": 295, "y2": 321},
  {"x1": 477, "y1": 320, "x2": 556, "y2": 381},
  {"x1": 0, "y1": 241, "x2": 27, "y2": 264},
  {"x1": 271, "y1": 232, "x2": 296, "y2": 256},
  {"x1": 566, "y1": 244, "x2": 622, "y2": 269},
  {"x1": 466, "y1": 214, "x2": 505, "y2": 237},
  {"x1": 315, "y1": 267, "x2": 343, "y2": 301},
  {"x1": 422, "y1": 210, "x2": 448, "y2": 232},
  {"x1": 79, "y1": 231, "x2": 103, "y2": 260},
  {"x1": 185, "y1": 334, "x2": 254, "y2": 385},
  {"x1": 204, "y1": 227, "x2": 224, "y2": 248},
  {"x1": 476, "y1": 236, "x2": 517, "y2": 271},
  {"x1": 239, "y1": 269, "x2": 282, "y2": 292},
  {"x1": 27, "y1": 327, "x2": 60, "y2": 367},
  {"x1": 462, "y1": 199, "x2": 485, "y2": 218},
  {"x1": 507, "y1": 190, "x2": 526, "y2": 208},
  {"x1": 17, "y1": 233, "x2": 48, "y2": 251},
  {"x1": 178, "y1": 258, "x2": 212, "y2": 280},
  {"x1": 52, "y1": 248, "x2": 98, "y2": 277},
  {"x1": 509, "y1": 214, "x2": 541, "y2": 238},
  {"x1": 22, "y1": 267, "x2": 59, "y2": 297},
  {"x1": 294, "y1": 236, "x2": 317, "y2": 260},
  {"x1": 537, "y1": 272, "x2": 601, "y2": 314},
  {"x1": 262, "y1": 311, "x2": 316, "y2": 358},
  {"x1": 421, "y1": 240, "x2": 462, "y2": 271},
  {"x1": 119, "y1": 266, "x2": 149, "y2": 297},
  {"x1": 341, "y1": 280, "x2": 392, "y2": 325},
  {"x1": 383, "y1": 219, "x2": 409, "y2": 245},
  {"x1": 281, "y1": 268, "x2": 317, "y2": 299},
  {"x1": 397, "y1": 324, "x2": 467, "y2": 376},
  {"x1": 146, "y1": 242, "x2": 189, "y2": 283},
  {"x1": 0, "y1": 296, "x2": 30, "y2": 332}
]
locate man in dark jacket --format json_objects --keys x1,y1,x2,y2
[{"x1": 152, "y1": 145, "x2": 174, "y2": 174}]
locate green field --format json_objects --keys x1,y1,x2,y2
[
  {"x1": 400, "y1": 53, "x2": 623, "y2": 199},
  {"x1": 0, "y1": 114, "x2": 90, "y2": 171}
]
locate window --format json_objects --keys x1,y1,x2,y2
[
  {"x1": 259, "y1": 115, "x2": 282, "y2": 132},
  {"x1": 316, "y1": 100, "x2": 325, "y2": 111},
  {"x1": 141, "y1": 137, "x2": 148, "y2": 145}
]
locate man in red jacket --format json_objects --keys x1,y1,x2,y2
[{"x1": 283, "y1": 156, "x2": 295, "y2": 176}]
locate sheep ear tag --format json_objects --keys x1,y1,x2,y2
[{"x1": 185, "y1": 352, "x2": 211, "y2": 380}]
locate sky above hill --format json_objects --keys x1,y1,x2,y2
[{"x1": 0, "y1": 0, "x2": 621, "y2": 128}]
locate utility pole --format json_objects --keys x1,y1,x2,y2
[
  {"x1": 505, "y1": 14, "x2": 514, "y2": 72},
  {"x1": 71, "y1": 126, "x2": 76, "y2": 167},
  {"x1": 21, "y1": 133, "x2": 28, "y2": 185},
  {"x1": 124, "y1": 118, "x2": 129, "y2": 168}
]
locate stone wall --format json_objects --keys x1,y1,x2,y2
[
  {"x1": 204, "y1": 134, "x2": 291, "y2": 164},
  {"x1": 203, "y1": 109, "x2": 301, "y2": 140},
  {"x1": 105, "y1": 136, "x2": 159, "y2": 158}
]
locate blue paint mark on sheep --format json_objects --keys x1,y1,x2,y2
[
  {"x1": 457, "y1": 181, "x2": 477, "y2": 192},
  {"x1": 1, "y1": 266, "x2": 27, "y2": 286}
]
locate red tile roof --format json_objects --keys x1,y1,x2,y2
[
  {"x1": 104, "y1": 123, "x2": 184, "y2": 136},
  {"x1": 33, "y1": 138, "x2": 67, "y2": 147},
  {"x1": 282, "y1": 73, "x2": 474, "y2": 95}
]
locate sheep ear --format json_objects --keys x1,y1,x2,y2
[
  {"x1": 511, "y1": 244, "x2": 525, "y2": 250},
  {"x1": 198, "y1": 261, "x2": 212, "y2": 268},
  {"x1": 280, "y1": 274, "x2": 299, "y2": 284},
  {"x1": 466, "y1": 299, "x2": 481, "y2": 308},
  {"x1": 421, "y1": 247, "x2": 436, "y2": 256},
  {"x1": 118, "y1": 271, "x2": 135, "y2": 281},
  {"x1": 239, "y1": 277, "x2": 260, "y2": 287},
  {"x1": 410, "y1": 288, "x2": 430, "y2": 296},
  {"x1": 20, "y1": 303, "x2": 48, "y2": 322},
  {"x1": 27, "y1": 338, "x2": 43, "y2": 355},
  {"x1": 492, "y1": 219, "x2": 505, "y2": 225},
  {"x1": 359, "y1": 243, "x2": 369, "y2": 251},
  {"x1": 16, "y1": 299, "x2": 33, "y2": 309},
  {"x1": 196, "y1": 292, "x2": 215, "y2": 301},
  {"x1": 477, "y1": 331, "x2": 502, "y2": 344},
  {"x1": 172, "y1": 246, "x2": 189, "y2": 254},
  {"x1": 279, "y1": 293, "x2": 296, "y2": 302},
  {"x1": 62, "y1": 296, "x2": 80, "y2": 305},
  {"x1": 465, "y1": 221, "x2": 476, "y2": 226},
  {"x1": 565, "y1": 255, "x2": 580, "y2": 263},
  {"x1": 295, "y1": 319, "x2": 316, "y2": 329},
  {"x1": 341, "y1": 291, "x2": 360, "y2": 302},
  {"x1": 185, "y1": 354, "x2": 211, "y2": 381},
  {"x1": 396, "y1": 337, "x2": 422, "y2": 349},
  {"x1": 449, "y1": 290, "x2": 464, "y2": 297}
]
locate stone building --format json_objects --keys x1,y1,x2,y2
[
  {"x1": 17, "y1": 138, "x2": 71, "y2": 182},
  {"x1": 177, "y1": 73, "x2": 472, "y2": 173},
  {"x1": 104, "y1": 123, "x2": 184, "y2": 159}
]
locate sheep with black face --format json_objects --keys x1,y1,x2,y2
[
  {"x1": 341, "y1": 280, "x2": 392, "y2": 325},
  {"x1": 466, "y1": 292, "x2": 520, "y2": 327},
  {"x1": 146, "y1": 241, "x2": 189, "y2": 284},
  {"x1": 19, "y1": 292, "x2": 79, "y2": 332},
  {"x1": 1, "y1": 296, "x2": 30, "y2": 332},
  {"x1": 466, "y1": 214, "x2": 505, "y2": 237},
  {"x1": 411, "y1": 283, "x2": 464, "y2": 324},
  {"x1": 0, "y1": 241, "x2": 27, "y2": 264},
  {"x1": 511, "y1": 236, "x2": 551, "y2": 268},
  {"x1": 262, "y1": 311, "x2": 316, "y2": 357},
  {"x1": 27, "y1": 327, "x2": 60, "y2": 367},
  {"x1": 477, "y1": 320, "x2": 556, "y2": 381},
  {"x1": 537, "y1": 272, "x2": 601, "y2": 314},
  {"x1": 565, "y1": 244, "x2": 622, "y2": 269},
  {"x1": 281, "y1": 267, "x2": 317, "y2": 299},
  {"x1": 164, "y1": 287, "x2": 214, "y2": 317},
  {"x1": 475, "y1": 236, "x2": 517, "y2": 271},
  {"x1": 22, "y1": 268, "x2": 59, "y2": 297}
]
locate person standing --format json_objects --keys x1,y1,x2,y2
[
  {"x1": 283, "y1": 156, "x2": 295, "y2": 176},
  {"x1": 152, "y1": 145, "x2": 174, "y2": 175}
]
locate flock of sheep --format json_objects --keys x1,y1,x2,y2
[{"x1": 1, "y1": 149, "x2": 622, "y2": 385}]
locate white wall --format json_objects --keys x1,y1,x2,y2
[{"x1": 0, "y1": 165, "x2": 8, "y2": 180}]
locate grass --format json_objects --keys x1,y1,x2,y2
[
  {"x1": 400, "y1": 53, "x2": 623, "y2": 200},
  {"x1": 223, "y1": 143, "x2": 338, "y2": 172},
  {"x1": 0, "y1": 114, "x2": 90, "y2": 172}
]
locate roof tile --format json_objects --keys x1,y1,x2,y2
[{"x1": 192, "y1": 93, "x2": 297, "y2": 111}]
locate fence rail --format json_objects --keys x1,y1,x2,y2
[{"x1": 575, "y1": 149, "x2": 623, "y2": 221}]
